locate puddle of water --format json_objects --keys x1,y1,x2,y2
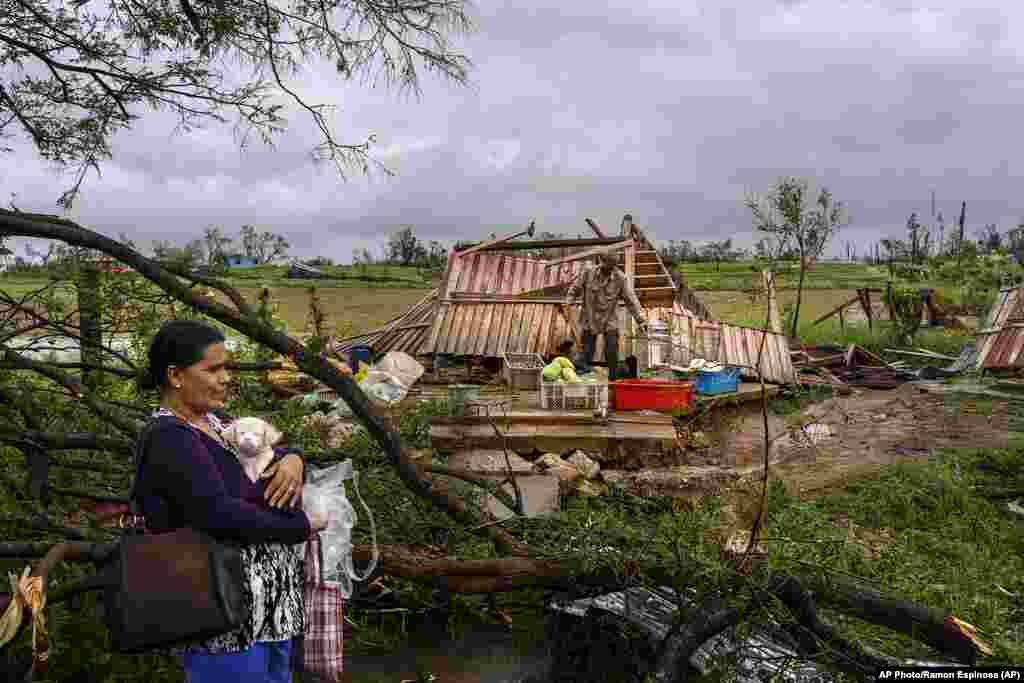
[{"x1": 341, "y1": 617, "x2": 549, "y2": 683}]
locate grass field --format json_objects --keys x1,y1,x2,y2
[
  {"x1": 0, "y1": 259, "x2": 993, "y2": 342},
  {"x1": 676, "y1": 260, "x2": 894, "y2": 291},
  {"x1": 235, "y1": 285, "x2": 429, "y2": 335}
]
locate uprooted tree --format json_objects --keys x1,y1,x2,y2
[{"x1": 0, "y1": 211, "x2": 995, "y2": 681}]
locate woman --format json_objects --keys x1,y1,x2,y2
[{"x1": 135, "y1": 319, "x2": 327, "y2": 682}]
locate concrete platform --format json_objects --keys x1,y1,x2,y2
[{"x1": 428, "y1": 382, "x2": 780, "y2": 456}]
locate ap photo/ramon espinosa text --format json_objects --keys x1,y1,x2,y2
[{"x1": 875, "y1": 667, "x2": 1024, "y2": 681}]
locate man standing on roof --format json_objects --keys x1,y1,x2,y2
[{"x1": 563, "y1": 251, "x2": 647, "y2": 379}]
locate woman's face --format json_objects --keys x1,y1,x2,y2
[{"x1": 167, "y1": 342, "x2": 230, "y2": 413}]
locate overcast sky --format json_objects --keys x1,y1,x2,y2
[{"x1": 3, "y1": 1, "x2": 1023, "y2": 262}]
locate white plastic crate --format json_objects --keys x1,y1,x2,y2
[
  {"x1": 502, "y1": 353, "x2": 545, "y2": 390},
  {"x1": 540, "y1": 381, "x2": 608, "y2": 411}
]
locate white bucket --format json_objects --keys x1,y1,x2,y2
[{"x1": 648, "y1": 321, "x2": 670, "y2": 367}]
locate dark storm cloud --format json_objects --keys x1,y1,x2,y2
[{"x1": 5, "y1": 1, "x2": 1024, "y2": 261}]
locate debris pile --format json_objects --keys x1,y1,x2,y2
[{"x1": 791, "y1": 343, "x2": 917, "y2": 390}]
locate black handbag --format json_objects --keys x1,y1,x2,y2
[{"x1": 100, "y1": 417, "x2": 248, "y2": 654}]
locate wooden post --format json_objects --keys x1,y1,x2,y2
[
  {"x1": 762, "y1": 269, "x2": 782, "y2": 334},
  {"x1": 78, "y1": 261, "x2": 102, "y2": 391},
  {"x1": 885, "y1": 282, "x2": 897, "y2": 325},
  {"x1": 858, "y1": 288, "x2": 874, "y2": 331},
  {"x1": 956, "y1": 201, "x2": 966, "y2": 272},
  {"x1": 623, "y1": 240, "x2": 636, "y2": 360},
  {"x1": 838, "y1": 306, "x2": 846, "y2": 331}
]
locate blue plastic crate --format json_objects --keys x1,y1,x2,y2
[{"x1": 695, "y1": 366, "x2": 742, "y2": 395}]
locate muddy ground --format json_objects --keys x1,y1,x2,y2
[
  {"x1": 761, "y1": 383, "x2": 1018, "y2": 496},
  {"x1": 599, "y1": 383, "x2": 1020, "y2": 503}
]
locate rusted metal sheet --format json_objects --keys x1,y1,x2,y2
[
  {"x1": 980, "y1": 288, "x2": 1022, "y2": 332},
  {"x1": 643, "y1": 302, "x2": 795, "y2": 384},
  {"x1": 977, "y1": 326, "x2": 1024, "y2": 369},
  {"x1": 976, "y1": 288, "x2": 1024, "y2": 369},
  {"x1": 332, "y1": 290, "x2": 438, "y2": 357},
  {"x1": 427, "y1": 301, "x2": 584, "y2": 357}
]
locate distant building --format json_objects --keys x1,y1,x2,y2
[
  {"x1": 286, "y1": 260, "x2": 329, "y2": 279},
  {"x1": 0, "y1": 246, "x2": 12, "y2": 272},
  {"x1": 222, "y1": 254, "x2": 259, "y2": 268}
]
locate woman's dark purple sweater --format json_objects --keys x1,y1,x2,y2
[{"x1": 135, "y1": 419, "x2": 311, "y2": 544}]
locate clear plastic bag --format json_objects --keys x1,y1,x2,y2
[{"x1": 302, "y1": 460, "x2": 378, "y2": 597}]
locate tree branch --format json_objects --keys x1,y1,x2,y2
[
  {"x1": 0, "y1": 345, "x2": 141, "y2": 437},
  {"x1": 0, "y1": 209, "x2": 524, "y2": 554}
]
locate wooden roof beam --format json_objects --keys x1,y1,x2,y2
[
  {"x1": 544, "y1": 240, "x2": 634, "y2": 269},
  {"x1": 455, "y1": 236, "x2": 626, "y2": 253},
  {"x1": 585, "y1": 218, "x2": 607, "y2": 238},
  {"x1": 455, "y1": 221, "x2": 536, "y2": 258}
]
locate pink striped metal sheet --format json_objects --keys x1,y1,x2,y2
[{"x1": 444, "y1": 252, "x2": 585, "y2": 297}]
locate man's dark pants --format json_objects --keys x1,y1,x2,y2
[{"x1": 578, "y1": 330, "x2": 620, "y2": 379}]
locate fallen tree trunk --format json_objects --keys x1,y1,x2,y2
[
  {"x1": 0, "y1": 538, "x2": 986, "y2": 673},
  {"x1": 804, "y1": 573, "x2": 985, "y2": 665}
]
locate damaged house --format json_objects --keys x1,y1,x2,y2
[{"x1": 334, "y1": 216, "x2": 795, "y2": 385}]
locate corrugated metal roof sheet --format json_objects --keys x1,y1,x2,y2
[
  {"x1": 424, "y1": 301, "x2": 590, "y2": 357},
  {"x1": 980, "y1": 288, "x2": 1023, "y2": 331},
  {"x1": 976, "y1": 288, "x2": 1024, "y2": 370},
  {"x1": 645, "y1": 302, "x2": 796, "y2": 384},
  {"x1": 445, "y1": 252, "x2": 585, "y2": 296},
  {"x1": 977, "y1": 326, "x2": 1024, "y2": 369},
  {"x1": 332, "y1": 290, "x2": 438, "y2": 357}
]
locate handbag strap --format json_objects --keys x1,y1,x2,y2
[{"x1": 125, "y1": 416, "x2": 171, "y2": 530}]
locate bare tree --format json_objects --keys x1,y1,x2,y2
[
  {"x1": 0, "y1": 0, "x2": 474, "y2": 208},
  {"x1": 202, "y1": 225, "x2": 233, "y2": 266},
  {"x1": 880, "y1": 238, "x2": 907, "y2": 279},
  {"x1": 1009, "y1": 225, "x2": 1024, "y2": 265},
  {"x1": 240, "y1": 224, "x2": 290, "y2": 264},
  {"x1": 257, "y1": 233, "x2": 289, "y2": 264},
  {"x1": 150, "y1": 240, "x2": 175, "y2": 260},
  {"x1": 747, "y1": 178, "x2": 845, "y2": 337},
  {"x1": 977, "y1": 223, "x2": 1002, "y2": 255},
  {"x1": 906, "y1": 213, "x2": 924, "y2": 264},
  {"x1": 387, "y1": 226, "x2": 424, "y2": 266},
  {"x1": 700, "y1": 238, "x2": 733, "y2": 272},
  {"x1": 24, "y1": 241, "x2": 58, "y2": 266}
]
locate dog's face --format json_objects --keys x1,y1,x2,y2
[{"x1": 222, "y1": 417, "x2": 282, "y2": 458}]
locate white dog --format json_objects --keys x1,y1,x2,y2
[{"x1": 222, "y1": 416, "x2": 283, "y2": 483}]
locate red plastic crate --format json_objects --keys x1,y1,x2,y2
[{"x1": 611, "y1": 379, "x2": 695, "y2": 412}]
